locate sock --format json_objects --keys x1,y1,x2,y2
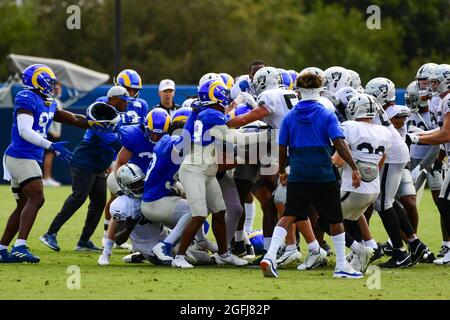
[
  {"x1": 165, "y1": 214, "x2": 191, "y2": 245},
  {"x1": 263, "y1": 237, "x2": 272, "y2": 252},
  {"x1": 350, "y1": 241, "x2": 362, "y2": 254},
  {"x1": 14, "y1": 239, "x2": 27, "y2": 247},
  {"x1": 364, "y1": 239, "x2": 378, "y2": 249},
  {"x1": 244, "y1": 202, "x2": 256, "y2": 233},
  {"x1": 235, "y1": 230, "x2": 244, "y2": 242},
  {"x1": 243, "y1": 232, "x2": 251, "y2": 245},
  {"x1": 393, "y1": 202, "x2": 415, "y2": 237},
  {"x1": 175, "y1": 254, "x2": 185, "y2": 259},
  {"x1": 345, "y1": 232, "x2": 355, "y2": 248},
  {"x1": 331, "y1": 233, "x2": 346, "y2": 270},
  {"x1": 285, "y1": 244, "x2": 297, "y2": 251},
  {"x1": 102, "y1": 239, "x2": 114, "y2": 256},
  {"x1": 443, "y1": 241, "x2": 450, "y2": 248},
  {"x1": 407, "y1": 234, "x2": 418, "y2": 243},
  {"x1": 378, "y1": 208, "x2": 403, "y2": 249},
  {"x1": 220, "y1": 251, "x2": 231, "y2": 258},
  {"x1": 266, "y1": 227, "x2": 287, "y2": 258},
  {"x1": 0, "y1": 244, "x2": 8, "y2": 250},
  {"x1": 104, "y1": 219, "x2": 110, "y2": 232},
  {"x1": 307, "y1": 240, "x2": 320, "y2": 254},
  {"x1": 437, "y1": 199, "x2": 450, "y2": 235}
]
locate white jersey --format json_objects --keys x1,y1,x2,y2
[
  {"x1": 385, "y1": 105, "x2": 408, "y2": 138},
  {"x1": 110, "y1": 195, "x2": 164, "y2": 245},
  {"x1": 341, "y1": 121, "x2": 392, "y2": 194},
  {"x1": 407, "y1": 111, "x2": 436, "y2": 159},
  {"x1": 439, "y1": 94, "x2": 450, "y2": 161},
  {"x1": 230, "y1": 75, "x2": 257, "y2": 99},
  {"x1": 429, "y1": 95, "x2": 443, "y2": 127},
  {"x1": 319, "y1": 96, "x2": 336, "y2": 112},
  {"x1": 372, "y1": 105, "x2": 410, "y2": 164},
  {"x1": 257, "y1": 88, "x2": 299, "y2": 129}
]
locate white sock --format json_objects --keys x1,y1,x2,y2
[
  {"x1": 165, "y1": 214, "x2": 191, "y2": 245},
  {"x1": 350, "y1": 241, "x2": 362, "y2": 254},
  {"x1": 244, "y1": 202, "x2": 256, "y2": 233},
  {"x1": 14, "y1": 239, "x2": 26, "y2": 247},
  {"x1": 442, "y1": 241, "x2": 450, "y2": 247},
  {"x1": 175, "y1": 254, "x2": 185, "y2": 259},
  {"x1": 285, "y1": 244, "x2": 297, "y2": 251},
  {"x1": 102, "y1": 239, "x2": 114, "y2": 256},
  {"x1": 243, "y1": 232, "x2": 251, "y2": 245},
  {"x1": 331, "y1": 233, "x2": 346, "y2": 270},
  {"x1": 307, "y1": 240, "x2": 320, "y2": 254},
  {"x1": 408, "y1": 234, "x2": 418, "y2": 242},
  {"x1": 0, "y1": 244, "x2": 8, "y2": 250},
  {"x1": 364, "y1": 239, "x2": 378, "y2": 249},
  {"x1": 235, "y1": 230, "x2": 244, "y2": 242},
  {"x1": 264, "y1": 237, "x2": 272, "y2": 252},
  {"x1": 266, "y1": 227, "x2": 287, "y2": 258}
]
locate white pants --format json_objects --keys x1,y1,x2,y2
[
  {"x1": 396, "y1": 169, "x2": 416, "y2": 197},
  {"x1": 341, "y1": 191, "x2": 378, "y2": 221},
  {"x1": 375, "y1": 163, "x2": 406, "y2": 211},
  {"x1": 4, "y1": 155, "x2": 42, "y2": 189},
  {"x1": 141, "y1": 196, "x2": 191, "y2": 228},
  {"x1": 439, "y1": 171, "x2": 450, "y2": 201}
]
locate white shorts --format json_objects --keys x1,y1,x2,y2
[
  {"x1": 439, "y1": 171, "x2": 450, "y2": 201},
  {"x1": 4, "y1": 155, "x2": 42, "y2": 190},
  {"x1": 179, "y1": 164, "x2": 226, "y2": 217},
  {"x1": 273, "y1": 183, "x2": 286, "y2": 204},
  {"x1": 396, "y1": 169, "x2": 416, "y2": 197},
  {"x1": 341, "y1": 191, "x2": 378, "y2": 221},
  {"x1": 411, "y1": 158, "x2": 443, "y2": 191},
  {"x1": 141, "y1": 196, "x2": 191, "y2": 228},
  {"x1": 232, "y1": 164, "x2": 260, "y2": 183},
  {"x1": 375, "y1": 163, "x2": 406, "y2": 211},
  {"x1": 107, "y1": 172, "x2": 121, "y2": 195}
]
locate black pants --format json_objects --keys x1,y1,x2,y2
[{"x1": 47, "y1": 166, "x2": 106, "y2": 242}]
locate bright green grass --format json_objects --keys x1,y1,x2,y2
[{"x1": 0, "y1": 185, "x2": 449, "y2": 300}]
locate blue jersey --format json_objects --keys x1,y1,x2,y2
[
  {"x1": 193, "y1": 108, "x2": 229, "y2": 147},
  {"x1": 119, "y1": 125, "x2": 155, "y2": 173},
  {"x1": 5, "y1": 90, "x2": 57, "y2": 162},
  {"x1": 96, "y1": 96, "x2": 149, "y2": 124}
]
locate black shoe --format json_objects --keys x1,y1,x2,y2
[
  {"x1": 369, "y1": 245, "x2": 384, "y2": 263},
  {"x1": 245, "y1": 244, "x2": 255, "y2": 258},
  {"x1": 437, "y1": 245, "x2": 450, "y2": 258},
  {"x1": 276, "y1": 244, "x2": 286, "y2": 259},
  {"x1": 409, "y1": 239, "x2": 428, "y2": 265},
  {"x1": 420, "y1": 250, "x2": 437, "y2": 264},
  {"x1": 231, "y1": 240, "x2": 246, "y2": 257},
  {"x1": 379, "y1": 250, "x2": 412, "y2": 268},
  {"x1": 321, "y1": 240, "x2": 333, "y2": 256},
  {"x1": 380, "y1": 241, "x2": 394, "y2": 257},
  {"x1": 250, "y1": 252, "x2": 267, "y2": 266}
]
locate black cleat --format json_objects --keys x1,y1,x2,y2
[
  {"x1": 369, "y1": 245, "x2": 384, "y2": 263},
  {"x1": 244, "y1": 244, "x2": 255, "y2": 258},
  {"x1": 379, "y1": 250, "x2": 412, "y2": 268},
  {"x1": 231, "y1": 240, "x2": 246, "y2": 257},
  {"x1": 380, "y1": 241, "x2": 394, "y2": 257},
  {"x1": 409, "y1": 239, "x2": 428, "y2": 265},
  {"x1": 321, "y1": 240, "x2": 333, "y2": 256}
]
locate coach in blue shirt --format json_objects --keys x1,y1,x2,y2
[{"x1": 260, "y1": 69, "x2": 363, "y2": 279}]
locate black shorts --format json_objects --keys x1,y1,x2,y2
[{"x1": 284, "y1": 181, "x2": 343, "y2": 224}]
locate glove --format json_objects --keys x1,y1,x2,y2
[
  {"x1": 235, "y1": 92, "x2": 257, "y2": 109},
  {"x1": 408, "y1": 125, "x2": 424, "y2": 134},
  {"x1": 238, "y1": 79, "x2": 250, "y2": 92},
  {"x1": 405, "y1": 132, "x2": 420, "y2": 145},
  {"x1": 50, "y1": 141, "x2": 73, "y2": 165}
]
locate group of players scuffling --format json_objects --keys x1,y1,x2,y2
[{"x1": 1, "y1": 60, "x2": 450, "y2": 280}]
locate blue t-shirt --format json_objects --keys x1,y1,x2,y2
[
  {"x1": 119, "y1": 125, "x2": 155, "y2": 173},
  {"x1": 193, "y1": 108, "x2": 229, "y2": 147},
  {"x1": 278, "y1": 100, "x2": 344, "y2": 183},
  {"x1": 5, "y1": 90, "x2": 57, "y2": 162},
  {"x1": 96, "y1": 96, "x2": 149, "y2": 124}
]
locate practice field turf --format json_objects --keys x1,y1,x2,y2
[{"x1": 0, "y1": 185, "x2": 449, "y2": 300}]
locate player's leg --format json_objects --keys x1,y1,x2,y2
[
  {"x1": 434, "y1": 173, "x2": 450, "y2": 265},
  {"x1": 218, "y1": 174, "x2": 243, "y2": 247},
  {"x1": 98, "y1": 218, "x2": 118, "y2": 265},
  {"x1": 396, "y1": 169, "x2": 419, "y2": 232},
  {"x1": 244, "y1": 193, "x2": 256, "y2": 233}
]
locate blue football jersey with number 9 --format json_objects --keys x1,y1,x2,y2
[{"x1": 6, "y1": 90, "x2": 57, "y2": 162}]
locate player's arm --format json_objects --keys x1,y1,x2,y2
[
  {"x1": 278, "y1": 144, "x2": 288, "y2": 176},
  {"x1": 378, "y1": 153, "x2": 387, "y2": 169},
  {"x1": 53, "y1": 109, "x2": 90, "y2": 128},
  {"x1": 226, "y1": 106, "x2": 269, "y2": 128},
  {"x1": 415, "y1": 113, "x2": 450, "y2": 145},
  {"x1": 115, "y1": 217, "x2": 138, "y2": 245},
  {"x1": 114, "y1": 147, "x2": 133, "y2": 174},
  {"x1": 209, "y1": 124, "x2": 268, "y2": 146},
  {"x1": 332, "y1": 151, "x2": 346, "y2": 168},
  {"x1": 16, "y1": 109, "x2": 53, "y2": 149}
]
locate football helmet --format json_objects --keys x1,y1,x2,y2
[
  {"x1": 324, "y1": 66, "x2": 352, "y2": 94},
  {"x1": 278, "y1": 68, "x2": 294, "y2": 90},
  {"x1": 364, "y1": 77, "x2": 396, "y2": 106},
  {"x1": 252, "y1": 66, "x2": 282, "y2": 96},
  {"x1": 86, "y1": 101, "x2": 120, "y2": 131},
  {"x1": 145, "y1": 108, "x2": 171, "y2": 143},
  {"x1": 405, "y1": 81, "x2": 420, "y2": 113},
  {"x1": 22, "y1": 64, "x2": 57, "y2": 102},
  {"x1": 116, "y1": 164, "x2": 145, "y2": 199},
  {"x1": 172, "y1": 107, "x2": 192, "y2": 124},
  {"x1": 114, "y1": 69, "x2": 142, "y2": 97},
  {"x1": 346, "y1": 93, "x2": 379, "y2": 121},
  {"x1": 198, "y1": 73, "x2": 224, "y2": 88},
  {"x1": 198, "y1": 79, "x2": 232, "y2": 107},
  {"x1": 287, "y1": 70, "x2": 299, "y2": 85},
  {"x1": 335, "y1": 86, "x2": 357, "y2": 107},
  {"x1": 348, "y1": 69, "x2": 363, "y2": 92},
  {"x1": 415, "y1": 63, "x2": 438, "y2": 97},
  {"x1": 248, "y1": 230, "x2": 264, "y2": 255},
  {"x1": 219, "y1": 73, "x2": 235, "y2": 89},
  {"x1": 429, "y1": 64, "x2": 450, "y2": 95}
]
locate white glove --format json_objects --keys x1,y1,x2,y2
[
  {"x1": 408, "y1": 125, "x2": 424, "y2": 134},
  {"x1": 406, "y1": 132, "x2": 420, "y2": 144},
  {"x1": 235, "y1": 92, "x2": 257, "y2": 109}
]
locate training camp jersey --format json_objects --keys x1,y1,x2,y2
[
  {"x1": 96, "y1": 96, "x2": 149, "y2": 124},
  {"x1": 257, "y1": 88, "x2": 299, "y2": 129},
  {"x1": 341, "y1": 121, "x2": 392, "y2": 194},
  {"x1": 407, "y1": 111, "x2": 437, "y2": 160},
  {"x1": 6, "y1": 90, "x2": 57, "y2": 162},
  {"x1": 119, "y1": 125, "x2": 155, "y2": 173},
  {"x1": 372, "y1": 106, "x2": 410, "y2": 164},
  {"x1": 230, "y1": 75, "x2": 257, "y2": 99},
  {"x1": 429, "y1": 95, "x2": 443, "y2": 127},
  {"x1": 438, "y1": 94, "x2": 450, "y2": 161},
  {"x1": 110, "y1": 195, "x2": 163, "y2": 246}
]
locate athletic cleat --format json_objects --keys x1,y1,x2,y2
[
  {"x1": 98, "y1": 253, "x2": 110, "y2": 266},
  {"x1": 433, "y1": 252, "x2": 450, "y2": 265},
  {"x1": 250, "y1": 254, "x2": 266, "y2": 266},
  {"x1": 114, "y1": 242, "x2": 133, "y2": 252},
  {"x1": 379, "y1": 250, "x2": 412, "y2": 268},
  {"x1": 437, "y1": 245, "x2": 450, "y2": 258},
  {"x1": 260, "y1": 256, "x2": 278, "y2": 278},
  {"x1": 8, "y1": 245, "x2": 40, "y2": 263},
  {"x1": 75, "y1": 240, "x2": 102, "y2": 252},
  {"x1": 369, "y1": 245, "x2": 384, "y2": 263},
  {"x1": 277, "y1": 248, "x2": 302, "y2": 267},
  {"x1": 322, "y1": 241, "x2": 333, "y2": 256},
  {"x1": 171, "y1": 256, "x2": 194, "y2": 268},
  {"x1": 231, "y1": 240, "x2": 246, "y2": 257},
  {"x1": 187, "y1": 247, "x2": 212, "y2": 265},
  {"x1": 193, "y1": 239, "x2": 218, "y2": 253},
  {"x1": 243, "y1": 244, "x2": 256, "y2": 260},
  {"x1": 213, "y1": 252, "x2": 248, "y2": 266},
  {"x1": 381, "y1": 241, "x2": 394, "y2": 257},
  {"x1": 346, "y1": 252, "x2": 353, "y2": 264},
  {"x1": 276, "y1": 245, "x2": 286, "y2": 259},
  {"x1": 0, "y1": 249, "x2": 10, "y2": 263},
  {"x1": 408, "y1": 240, "x2": 428, "y2": 265},
  {"x1": 152, "y1": 241, "x2": 173, "y2": 264},
  {"x1": 39, "y1": 233, "x2": 60, "y2": 252},
  {"x1": 333, "y1": 263, "x2": 363, "y2": 279},
  {"x1": 123, "y1": 252, "x2": 145, "y2": 263},
  {"x1": 297, "y1": 248, "x2": 327, "y2": 271},
  {"x1": 352, "y1": 246, "x2": 374, "y2": 273}
]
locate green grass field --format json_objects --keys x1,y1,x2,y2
[{"x1": 0, "y1": 185, "x2": 449, "y2": 300}]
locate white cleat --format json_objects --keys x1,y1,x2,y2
[
  {"x1": 260, "y1": 255, "x2": 279, "y2": 278},
  {"x1": 297, "y1": 248, "x2": 327, "y2": 271},
  {"x1": 114, "y1": 242, "x2": 133, "y2": 252},
  {"x1": 98, "y1": 254, "x2": 110, "y2": 266},
  {"x1": 213, "y1": 252, "x2": 248, "y2": 266},
  {"x1": 433, "y1": 252, "x2": 450, "y2": 265},
  {"x1": 277, "y1": 248, "x2": 302, "y2": 267},
  {"x1": 333, "y1": 262, "x2": 364, "y2": 279},
  {"x1": 171, "y1": 256, "x2": 194, "y2": 268},
  {"x1": 122, "y1": 252, "x2": 145, "y2": 263},
  {"x1": 353, "y1": 246, "x2": 374, "y2": 273},
  {"x1": 152, "y1": 242, "x2": 173, "y2": 264},
  {"x1": 193, "y1": 239, "x2": 218, "y2": 253}
]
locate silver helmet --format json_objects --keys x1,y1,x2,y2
[
  {"x1": 416, "y1": 63, "x2": 438, "y2": 97},
  {"x1": 116, "y1": 164, "x2": 145, "y2": 199},
  {"x1": 346, "y1": 93, "x2": 379, "y2": 121},
  {"x1": 429, "y1": 64, "x2": 450, "y2": 96},
  {"x1": 251, "y1": 66, "x2": 282, "y2": 96},
  {"x1": 364, "y1": 77, "x2": 396, "y2": 106},
  {"x1": 405, "y1": 81, "x2": 420, "y2": 113}
]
